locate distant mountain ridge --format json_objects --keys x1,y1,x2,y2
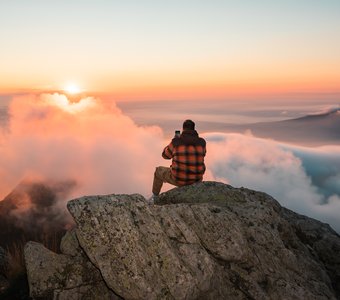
[
  {"x1": 218, "y1": 108, "x2": 340, "y2": 146},
  {"x1": 305, "y1": 106, "x2": 340, "y2": 116}
]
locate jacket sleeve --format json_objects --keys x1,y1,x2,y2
[
  {"x1": 162, "y1": 141, "x2": 174, "y2": 159},
  {"x1": 202, "y1": 138, "x2": 207, "y2": 156}
]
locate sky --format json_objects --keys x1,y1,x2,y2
[{"x1": 0, "y1": 0, "x2": 340, "y2": 100}]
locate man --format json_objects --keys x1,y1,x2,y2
[{"x1": 151, "y1": 119, "x2": 206, "y2": 201}]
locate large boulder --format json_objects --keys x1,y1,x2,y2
[{"x1": 25, "y1": 181, "x2": 340, "y2": 299}]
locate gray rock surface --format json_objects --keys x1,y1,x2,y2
[
  {"x1": 24, "y1": 241, "x2": 117, "y2": 299},
  {"x1": 25, "y1": 181, "x2": 340, "y2": 299},
  {"x1": 60, "y1": 228, "x2": 82, "y2": 257},
  {"x1": 281, "y1": 207, "x2": 340, "y2": 297}
]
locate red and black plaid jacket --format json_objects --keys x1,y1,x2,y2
[{"x1": 162, "y1": 130, "x2": 206, "y2": 186}]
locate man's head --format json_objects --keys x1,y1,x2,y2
[{"x1": 183, "y1": 119, "x2": 195, "y2": 131}]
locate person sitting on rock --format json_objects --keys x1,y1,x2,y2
[{"x1": 150, "y1": 119, "x2": 206, "y2": 202}]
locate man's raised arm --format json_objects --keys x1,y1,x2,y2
[{"x1": 162, "y1": 141, "x2": 174, "y2": 159}]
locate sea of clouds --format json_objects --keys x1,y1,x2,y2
[{"x1": 0, "y1": 93, "x2": 339, "y2": 232}]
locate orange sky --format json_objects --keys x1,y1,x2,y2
[{"x1": 0, "y1": 1, "x2": 339, "y2": 100}]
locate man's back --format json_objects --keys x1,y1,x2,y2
[
  {"x1": 162, "y1": 129, "x2": 206, "y2": 186},
  {"x1": 151, "y1": 119, "x2": 206, "y2": 198}
]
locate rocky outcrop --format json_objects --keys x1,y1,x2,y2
[{"x1": 24, "y1": 182, "x2": 340, "y2": 299}]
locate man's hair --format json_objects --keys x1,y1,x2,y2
[{"x1": 183, "y1": 119, "x2": 195, "y2": 130}]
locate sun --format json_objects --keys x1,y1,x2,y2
[{"x1": 64, "y1": 83, "x2": 81, "y2": 95}]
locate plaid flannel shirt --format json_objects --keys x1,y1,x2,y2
[{"x1": 162, "y1": 130, "x2": 206, "y2": 186}]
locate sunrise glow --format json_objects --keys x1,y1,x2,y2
[
  {"x1": 0, "y1": 1, "x2": 339, "y2": 100},
  {"x1": 39, "y1": 93, "x2": 95, "y2": 114},
  {"x1": 64, "y1": 84, "x2": 81, "y2": 95}
]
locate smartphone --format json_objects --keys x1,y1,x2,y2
[{"x1": 175, "y1": 130, "x2": 180, "y2": 138}]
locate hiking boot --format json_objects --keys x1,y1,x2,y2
[{"x1": 148, "y1": 194, "x2": 159, "y2": 204}]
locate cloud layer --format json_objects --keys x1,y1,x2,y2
[
  {"x1": 0, "y1": 94, "x2": 339, "y2": 233},
  {"x1": 0, "y1": 93, "x2": 164, "y2": 200}
]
